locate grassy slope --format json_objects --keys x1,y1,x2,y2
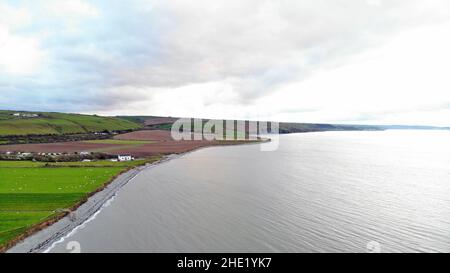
[
  {"x1": 0, "y1": 111, "x2": 141, "y2": 136},
  {"x1": 116, "y1": 116, "x2": 155, "y2": 124},
  {"x1": 119, "y1": 115, "x2": 384, "y2": 133},
  {"x1": 0, "y1": 166, "x2": 125, "y2": 247},
  {"x1": 0, "y1": 157, "x2": 161, "y2": 249}
]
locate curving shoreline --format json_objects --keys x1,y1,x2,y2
[
  {"x1": 6, "y1": 140, "x2": 266, "y2": 253},
  {"x1": 6, "y1": 155, "x2": 177, "y2": 253}
]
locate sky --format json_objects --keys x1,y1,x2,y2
[{"x1": 1, "y1": 0, "x2": 450, "y2": 126}]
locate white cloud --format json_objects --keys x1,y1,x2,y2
[
  {"x1": 49, "y1": 0, "x2": 99, "y2": 17},
  {"x1": 95, "y1": 19, "x2": 450, "y2": 126},
  {"x1": 254, "y1": 22, "x2": 450, "y2": 126},
  {"x1": 0, "y1": 27, "x2": 45, "y2": 76},
  {"x1": 0, "y1": 3, "x2": 45, "y2": 75},
  {"x1": 0, "y1": 2, "x2": 31, "y2": 29}
]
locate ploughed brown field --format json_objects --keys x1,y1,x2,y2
[
  {"x1": 115, "y1": 130, "x2": 175, "y2": 141},
  {"x1": 0, "y1": 130, "x2": 252, "y2": 157}
]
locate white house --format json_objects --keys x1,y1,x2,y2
[
  {"x1": 12, "y1": 113, "x2": 39, "y2": 118},
  {"x1": 118, "y1": 155, "x2": 133, "y2": 162}
]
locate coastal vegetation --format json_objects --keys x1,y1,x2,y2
[
  {"x1": 118, "y1": 115, "x2": 387, "y2": 134},
  {"x1": 0, "y1": 157, "x2": 161, "y2": 251},
  {"x1": 0, "y1": 110, "x2": 401, "y2": 252},
  {"x1": 0, "y1": 110, "x2": 141, "y2": 137},
  {"x1": 0, "y1": 132, "x2": 116, "y2": 146}
]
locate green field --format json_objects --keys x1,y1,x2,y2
[
  {"x1": 0, "y1": 158, "x2": 160, "y2": 169},
  {"x1": 0, "y1": 110, "x2": 141, "y2": 136},
  {"x1": 0, "y1": 157, "x2": 161, "y2": 250},
  {"x1": 45, "y1": 159, "x2": 157, "y2": 168},
  {"x1": 0, "y1": 161, "x2": 45, "y2": 168},
  {"x1": 0, "y1": 167, "x2": 124, "y2": 194}
]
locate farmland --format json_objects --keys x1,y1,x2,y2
[
  {"x1": 0, "y1": 112, "x2": 262, "y2": 251},
  {"x1": 0, "y1": 113, "x2": 261, "y2": 250},
  {"x1": 0, "y1": 110, "x2": 141, "y2": 137},
  {"x1": 0, "y1": 157, "x2": 161, "y2": 250},
  {"x1": 0, "y1": 130, "x2": 255, "y2": 157},
  {"x1": 82, "y1": 139, "x2": 154, "y2": 145}
]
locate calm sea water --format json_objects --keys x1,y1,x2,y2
[{"x1": 49, "y1": 130, "x2": 450, "y2": 253}]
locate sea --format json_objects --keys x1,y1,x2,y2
[{"x1": 48, "y1": 130, "x2": 450, "y2": 253}]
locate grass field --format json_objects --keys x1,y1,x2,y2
[
  {"x1": 0, "y1": 159, "x2": 157, "y2": 168},
  {"x1": 0, "y1": 110, "x2": 141, "y2": 136},
  {"x1": 0, "y1": 161, "x2": 45, "y2": 168},
  {"x1": 0, "y1": 157, "x2": 161, "y2": 250},
  {"x1": 0, "y1": 167, "x2": 124, "y2": 194}
]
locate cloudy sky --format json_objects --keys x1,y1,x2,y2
[{"x1": 1, "y1": 0, "x2": 450, "y2": 126}]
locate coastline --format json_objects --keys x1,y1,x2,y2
[
  {"x1": 5, "y1": 140, "x2": 265, "y2": 253},
  {"x1": 5, "y1": 155, "x2": 177, "y2": 253}
]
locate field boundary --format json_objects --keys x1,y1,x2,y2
[{"x1": 0, "y1": 156, "x2": 162, "y2": 253}]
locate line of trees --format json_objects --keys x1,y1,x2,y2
[
  {"x1": 0, "y1": 152, "x2": 115, "y2": 162},
  {"x1": 0, "y1": 129, "x2": 135, "y2": 145}
]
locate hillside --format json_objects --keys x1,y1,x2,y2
[
  {"x1": 124, "y1": 116, "x2": 450, "y2": 133},
  {"x1": 0, "y1": 111, "x2": 141, "y2": 136},
  {"x1": 3, "y1": 111, "x2": 448, "y2": 138},
  {"x1": 277, "y1": 122, "x2": 381, "y2": 133},
  {"x1": 120, "y1": 116, "x2": 383, "y2": 133}
]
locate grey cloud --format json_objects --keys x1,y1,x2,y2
[
  {"x1": 110, "y1": 0, "x2": 450, "y2": 99},
  {"x1": 2, "y1": 0, "x2": 450, "y2": 113}
]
